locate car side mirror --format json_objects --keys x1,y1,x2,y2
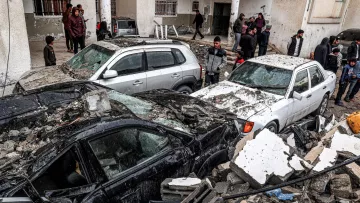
[
  {"x1": 292, "y1": 91, "x2": 303, "y2": 101},
  {"x1": 224, "y1": 71, "x2": 230, "y2": 79},
  {"x1": 103, "y1": 70, "x2": 118, "y2": 79}
]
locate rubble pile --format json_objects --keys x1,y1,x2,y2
[
  {"x1": 160, "y1": 115, "x2": 360, "y2": 203},
  {"x1": 0, "y1": 90, "x2": 124, "y2": 177}
]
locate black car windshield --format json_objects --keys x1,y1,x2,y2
[
  {"x1": 229, "y1": 61, "x2": 292, "y2": 96},
  {"x1": 66, "y1": 44, "x2": 115, "y2": 73}
]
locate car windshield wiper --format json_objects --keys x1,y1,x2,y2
[{"x1": 230, "y1": 80, "x2": 250, "y2": 86}]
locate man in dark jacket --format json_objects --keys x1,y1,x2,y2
[
  {"x1": 327, "y1": 48, "x2": 340, "y2": 73},
  {"x1": 287, "y1": 30, "x2": 304, "y2": 57},
  {"x1": 192, "y1": 10, "x2": 204, "y2": 40},
  {"x1": 204, "y1": 36, "x2": 227, "y2": 86},
  {"x1": 232, "y1": 13, "x2": 245, "y2": 52},
  {"x1": 69, "y1": 7, "x2": 85, "y2": 54},
  {"x1": 314, "y1": 37, "x2": 330, "y2": 68},
  {"x1": 347, "y1": 38, "x2": 360, "y2": 60},
  {"x1": 246, "y1": 17, "x2": 256, "y2": 30},
  {"x1": 240, "y1": 28, "x2": 255, "y2": 60},
  {"x1": 250, "y1": 27, "x2": 257, "y2": 58},
  {"x1": 258, "y1": 25, "x2": 271, "y2": 56},
  {"x1": 62, "y1": 3, "x2": 73, "y2": 53}
]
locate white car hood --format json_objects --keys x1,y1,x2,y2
[{"x1": 191, "y1": 81, "x2": 282, "y2": 120}]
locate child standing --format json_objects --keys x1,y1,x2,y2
[
  {"x1": 43, "y1": 36, "x2": 56, "y2": 66},
  {"x1": 233, "y1": 50, "x2": 245, "y2": 71},
  {"x1": 335, "y1": 58, "x2": 359, "y2": 106}
]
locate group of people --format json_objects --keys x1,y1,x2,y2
[
  {"x1": 62, "y1": 3, "x2": 88, "y2": 54},
  {"x1": 43, "y1": 3, "x2": 88, "y2": 67}
]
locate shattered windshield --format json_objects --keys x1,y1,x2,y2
[
  {"x1": 229, "y1": 62, "x2": 292, "y2": 96},
  {"x1": 66, "y1": 44, "x2": 115, "y2": 75},
  {"x1": 107, "y1": 90, "x2": 191, "y2": 133}
]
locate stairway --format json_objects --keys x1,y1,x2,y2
[{"x1": 225, "y1": 45, "x2": 279, "y2": 65}]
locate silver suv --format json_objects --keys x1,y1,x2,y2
[{"x1": 15, "y1": 40, "x2": 203, "y2": 95}]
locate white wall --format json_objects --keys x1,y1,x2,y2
[
  {"x1": 0, "y1": 0, "x2": 31, "y2": 95},
  {"x1": 75, "y1": 0, "x2": 97, "y2": 42},
  {"x1": 239, "y1": 0, "x2": 272, "y2": 21},
  {"x1": 137, "y1": 0, "x2": 156, "y2": 37},
  {"x1": 116, "y1": 0, "x2": 136, "y2": 19},
  {"x1": 342, "y1": 0, "x2": 360, "y2": 30},
  {"x1": 23, "y1": 0, "x2": 34, "y2": 13}
]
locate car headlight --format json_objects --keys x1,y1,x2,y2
[{"x1": 234, "y1": 119, "x2": 254, "y2": 133}]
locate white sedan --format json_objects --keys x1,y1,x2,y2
[{"x1": 192, "y1": 54, "x2": 336, "y2": 134}]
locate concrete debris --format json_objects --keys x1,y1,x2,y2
[
  {"x1": 312, "y1": 148, "x2": 338, "y2": 172},
  {"x1": 345, "y1": 163, "x2": 360, "y2": 185},
  {"x1": 330, "y1": 174, "x2": 353, "y2": 199},
  {"x1": 331, "y1": 131, "x2": 360, "y2": 156}
]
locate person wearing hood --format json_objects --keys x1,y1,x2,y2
[
  {"x1": 232, "y1": 13, "x2": 245, "y2": 52},
  {"x1": 314, "y1": 37, "x2": 330, "y2": 68},
  {"x1": 69, "y1": 7, "x2": 85, "y2": 54},
  {"x1": 347, "y1": 38, "x2": 360, "y2": 61}
]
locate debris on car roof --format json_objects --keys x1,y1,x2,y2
[{"x1": 159, "y1": 113, "x2": 360, "y2": 202}]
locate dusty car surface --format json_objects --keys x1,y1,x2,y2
[
  {"x1": 0, "y1": 82, "x2": 238, "y2": 203},
  {"x1": 192, "y1": 54, "x2": 336, "y2": 134},
  {"x1": 15, "y1": 40, "x2": 202, "y2": 95}
]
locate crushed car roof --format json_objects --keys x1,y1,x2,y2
[{"x1": 247, "y1": 54, "x2": 312, "y2": 70}]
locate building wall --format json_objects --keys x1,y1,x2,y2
[
  {"x1": 0, "y1": 0, "x2": 31, "y2": 95},
  {"x1": 22, "y1": 0, "x2": 97, "y2": 43},
  {"x1": 116, "y1": 0, "x2": 136, "y2": 19},
  {"x1": 238, "y1": 0, "x2": 272, "y2": 20},
  {"x1": 342, "y1": 0, "x2": 360, "y2": 30},
  {"x1": 136, "y1": 0, "x2": 156, "y2": 37},
  {"x1": 270, "y1": 0, "x2": 306, "y2": 55}
]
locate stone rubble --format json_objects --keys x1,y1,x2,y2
[{"x1": 161, "y1": 114, "x2": 360, "y2": 203}]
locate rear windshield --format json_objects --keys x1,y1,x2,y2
[
  {"x1": 66, "y1": 44, "x2": 115, "y2": 72},
  {"x1": 338, "y1": 30, "x2": 360, "y2": 41},
  {"x1": 118, "y1": 20, "x2": 136, "y2": 29}
]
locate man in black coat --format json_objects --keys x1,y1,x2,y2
[
  {"x1": 347, "y1": 38, "x2": 360, "y2": 60},
  {"x1": 258, "y1": 25, "x2": 271, "y2": 56},
  {"x1": 314, "y1": 37, "x2": 330, "y2": 68},
  {"x1": 287, "y1": 30, "x2": 304, "y2": 57},
  {"x1": 192, "y1": 10, "x2": 204, "y2": 40},
  {"x1": 240, "y1": 28, "x2": 255, "y2": 60}
]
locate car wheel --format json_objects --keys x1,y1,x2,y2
[
  {"x1": 176, "y1": 85, "x2": 193, "y2": 95},
  {"x1": 265, "y1": 121, "x2": 278, "y2": 133},
  {"x1": 313, "y1": 94, "x2": 329, "y2": 116}
]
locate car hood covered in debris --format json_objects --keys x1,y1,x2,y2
[{"x1": 191, "y1": 81, "x2": 282, "y2": 120}]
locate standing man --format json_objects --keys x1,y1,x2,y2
[
  {"x1": 69, "y1": 7, "x2": 85, "y2": 54},
  {"x1": 192, "y1": 10, "x2": 204, "y2": 40},
  {"x1": 258, "y1": 25, "x2": 272, "y2": 56},
  {"x1": 232, "y1": 13, "x2": 245, "y2": 52},
  {"x1": 246, "y1": 17, "x2": 256, "y2": 30},
  {"x1": 327, "y1": 48, "x2": 341, "y2": 73},
  {"x1": 287, "y1": 30, "x2": 304, "y2": 57},
  {"x1": 62, "y1": 3, "x2": 73, "y2": 53},
  {"x1": 240, "y1": 28, "x2": 255, "y2": 60},
  {"x1": 347, "y1": 38, "x2": 360, "y2": 61},
  {"x1": 314, "y1": 37, "x2": 330, "y2": 68},
  {"x1": 204, "y1": 36, "x2": 227, "y2": 86},
  {"x1": 250, "y1": 27, "x2": 257, "y2": 58},
  {"x1": 77, "y1": 4, "x2": 87, "y2": 46}
]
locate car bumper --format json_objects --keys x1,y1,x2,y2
[{"x1": 194, "y1": 79, "x2": 203, "y2": 91}]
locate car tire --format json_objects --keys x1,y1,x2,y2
[
  {"x1": 264, "y1": 121, "x2": 278, "y2": 133},
  {"x1": 313, "y1": 94, "x2": 329, "y2": 116},
  {"x1": 176, "y1": 85, "x2": 193, "y2": 95}
]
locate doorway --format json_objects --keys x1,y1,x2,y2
[{"x1": 212, "y1": 3, "x2": 231, "y2": 36}]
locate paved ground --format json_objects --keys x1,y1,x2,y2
[{"x1": 28, "y1": 37, "x2": 360, "y2": 119}]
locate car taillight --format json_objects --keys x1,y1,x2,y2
[
  {"x1": 114, "y1": 24, "x2": 117, "y2": 33},
  {"x1": 199, "y1": 63, "x2": 203, "y2": 79}
]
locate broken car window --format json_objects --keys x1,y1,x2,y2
[
  {"x1": 293, "y1": 69, "x2": 309, "y2": 93},
  {"x1": 32, "y1": 147, "x2": 87, "y2": 195},
  {"x1": 228, "y1": 61, "x2": 292, "y2": 95},
  {"x1": 110, "y1": 53, "x2": 143, "y2": 75},
  {"x1": 89, "y1": 128, "x2": 171, "y2": 179},
  {"x1": 309, "y1": 66, "x2": 324, "y2": 88},
  {"x1": 66, "y1": 44, "x2": 115, "y2": 73}
]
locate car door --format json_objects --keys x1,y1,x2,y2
[
  {"x1": 286, "y1": 69, "x2": 312, "y2": 125},
  {"x1": 98, "y1": 50, "x2": 147, "y2": 94},
  {"x1": 308, "y1": 66, "x2": 326, "y2": 112},
  {"x1": 85, "y1": 124, "x2": 192, "y2": 202},
  {"x1": 145, "y1": 48, "x2": 183, "y2": 90}
]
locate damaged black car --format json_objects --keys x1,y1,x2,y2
[{"x1": 0, "y1": 81, "x2": 239, "y2": 203}]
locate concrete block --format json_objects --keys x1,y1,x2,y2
[
  {"x1": 83, "y1": 90, "x2": 111, "y2": 112},
  {"x1": 313, "y1": 148, "x2": 338, "y2": 172},
  {"x1": 310, "y1": 172, "x2": 335, "y2": 194},
  {"x1": 214, "y1": 182, "x2": 229, "y2": 195},
  {"x1": 331, "y1": 131, "x2": 360, "y2": 156},
  {"x1": 230, "y1": 129, "x2": 310, "y2": 189},
  {"x1": 345, "y1": 163, "x2": 360, "y2": 185},
  {"x1": 226, "y1": 182, "x2": 250, "y2": 196},
  {"x1": 330, "y1": 174, "x2": 353, "y2": 199},
  {"x1": 313, "y1": 194, "x2": 335, "y2": 203},
  {"x1": 227, "y1": 172, "x2": 245, "y2": 185}
]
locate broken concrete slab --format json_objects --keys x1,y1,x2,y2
[
  {"x1": 313, "y1": 148, "x2": 338, "y2": 172},
  {"x1": 227, "y1": 172, "x2": 245, "y2": 185},
  {"x1": 345, "y1": 163, "x2": 360, "y2": 185},
  {"x1": 331, "y1": 131, "x2": 360, "y2": 156},
  {"x1": 82, "y1": 90, "x2": 111, "y2": 113},
  {"x1": 214, "y1": 182, "x2": 229, "y2": 195},
  {"x1": 313, "y1": 194, "x2": 335, "y2": 203},
  {"x1": 330, "y1": 174, "x2": 353, "y2": 199},
  {"x1": 310, "y1": 171, "x2": 335, "y2": 194},
  {"x1": 232, "y1": 132, "x2": 254, "y2": 159},
  {"x1": 226, "y1": 182, "x2": 250, "y2": 196},
  {"x1": 230, "y1": 129, "x2": 311, "y2": 189},
  {"x1": 168, "y1": 177, "x2": 202, "y2": 191}
]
